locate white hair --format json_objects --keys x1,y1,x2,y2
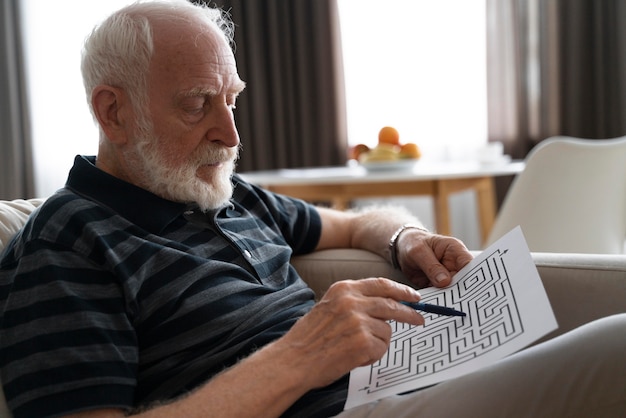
[{"x1": 81, "y1": 0, "x2": 235, "y2": 138}]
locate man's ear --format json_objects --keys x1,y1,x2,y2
[{"x1": 91, "y1": 85, "x2": 132, "y2": 144}]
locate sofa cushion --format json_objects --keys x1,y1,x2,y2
[{"x1": 0, "y1": 198, "x2": 45, "y2": 250}]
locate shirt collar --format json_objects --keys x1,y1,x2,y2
[{"x1": 65, "y1": 155, "x2": 191, "y2": 234}]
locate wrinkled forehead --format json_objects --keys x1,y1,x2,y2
[
  {"x1": 146, "y1": 16, "x2": 243, "y2": 95},
  {"x1": 152, "y1": 15, "x2": 232, "y2": 57},
  {"x1": 150, "y1": 16, "x2": 238, "y2": 76}
]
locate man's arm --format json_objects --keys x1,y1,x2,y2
[
  {"x1": 62, "y1": 206, "x2": 472, "y2": 418},
  {"x1": 64, "y1": 278, "x2": 425, "y2": 418},
  {"x1": 315, "y1": 206, "x2": 474, "y2": 288}
]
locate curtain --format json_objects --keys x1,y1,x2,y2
[
  {"x1": 205, "y1": 0, "x2": 348, "y2": 172},
  {"x1": 0, "y1": 0, "x2": 35, "y2": 199},
  {"x1": 486, "y1": 0, "x2": 626, "y2": 203},
  {"x1": 487, "y1": 0, "x2": 626, "y2": 159}
]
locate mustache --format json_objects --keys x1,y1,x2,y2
[
  {"x1": 133, "y1": 120, "x2": 240, "y2": 167},
  {"x1": 193, "y1": 142, "x2": 240, "y2": 165}
]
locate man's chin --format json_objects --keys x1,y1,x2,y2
[
  {"x1": 194, "y1": 189, "x2": 233, "y2": 212},
  {"x1": 192, "y1": 174, "x2": 235, "y2": 212}
]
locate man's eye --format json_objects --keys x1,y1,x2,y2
[
  {"x1": 183, "y1": 104, "x2": 206, "y2": 121},
  {"x1": 184, "y1": 98, "x2": 207, "y2": 113}
]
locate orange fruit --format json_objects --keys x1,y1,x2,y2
[
  {"x1": 350, "y1": 143, "x2": 370, "y2": 160},
  {"x1": 378, "y1": 126, "x2": 400, "y2": 146},
  {"x1": 400, "y1": 142, "x2": 421, "y2": 159}
]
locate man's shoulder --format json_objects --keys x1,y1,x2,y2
[
  {"x1": 28, "y1": 190, "x2": 99, "y2": 230},
  {"x1": 13, "y1": 190, "x2": 127, "y2": 255}
]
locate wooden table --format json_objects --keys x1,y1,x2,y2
[{"x1": 239, "y1": 160, "x2": 524, "y2": 244}]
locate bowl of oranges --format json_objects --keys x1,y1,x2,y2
[{"x1": 350, "y1": 126, "x2": 421, "y2": 171}]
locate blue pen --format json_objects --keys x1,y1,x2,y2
[{"x1": 401, "y1": 301, "x2": 466, "y2": 317}]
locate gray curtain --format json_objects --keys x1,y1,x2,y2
[
  {"x1": 0, "y1": 0, "x2": 35, "y2": 199},
  {"x1": 487, "y1": 0, "x2": 626, "y2": 160},
  {"x1": 208, "y1": 0, "x2": 348, "y2": 171}
]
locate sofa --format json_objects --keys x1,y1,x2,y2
[{"x1": 1, "y1": 198, "x2": 625, "y2": 417}]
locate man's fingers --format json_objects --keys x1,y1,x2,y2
[
  {"x1": 324, "y1": 278, "x2": 424, "y2": 325},
  {"x1": 403, "y1": 235, "x2": 474, "y2": 287},
  {"x1": 353, "y1": 277, "x2": 421, "y2": 300}
]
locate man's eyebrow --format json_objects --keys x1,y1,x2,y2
[
  {"x1": 179, "y1": 87, "x2": 216, "y2": 99},
  {"x1": 232, "y1": 79, "x2": 247, "y2": 95},
  {"x1": 180, "y1": 80, "x2": 246, "y2": 99}
]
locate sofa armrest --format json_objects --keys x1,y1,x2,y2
[
  {"x1": 292, "y1": 249, "x2": 405, "y2": 299},
  {"x1": 530, "y1": 252, "x2": 626, "y2": 343},
  {"x1": 292, "y1": 249, "x2": 626, "y2": 342}
]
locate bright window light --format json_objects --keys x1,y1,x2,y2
[
  {"x1": 22, "y1": 1, "x2": 487, "y2": 197},
  {"x1": 20, "y1": 0, "x2": 136, "y2": 197},
  {"x1": 338, "y1": 0, "x2": 487, "y2": 161}
]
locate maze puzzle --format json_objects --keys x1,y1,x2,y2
[{"x1": 360, "y1": 248, "x2": 524, "y2": 394}]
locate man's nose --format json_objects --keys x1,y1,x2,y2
[{"x1": 208, "y1": 105, "x2": 240, "y2": 148}]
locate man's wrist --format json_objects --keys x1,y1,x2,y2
[{"x1": 388, "y1": 223, "x2": 429, "y2": 269}]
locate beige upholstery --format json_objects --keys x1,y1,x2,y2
[
  {"x1": 292, "y1": 249, "x2": 626, "y2": 344},
  {"x1": 0, "y1": 198, "x2": 45, "y2": 248},
  {"x1": 1, "y1": 198, "x2": 625, "y2": 416}
]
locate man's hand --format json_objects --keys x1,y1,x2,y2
[
  {"x1": 275, "y1": 278, "x2": 425, "y2": 389},
  {"x1": 315, "y1": 206, "x2": 474, "y2": 289},
  {"x1": 69, "y1": 279, "x2": 423, "y2": 418},
  {"x1": 396, "y1": 229, "x2": 474, "y2": 288}
]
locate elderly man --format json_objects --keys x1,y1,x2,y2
[{"x1": 1, "y1": 1, "x2": 624, "y2": 418}]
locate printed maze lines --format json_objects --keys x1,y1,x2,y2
[{"x1": 365, "y1": 249, "x2": 523, "y2": 394}]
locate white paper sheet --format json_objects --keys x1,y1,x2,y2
[{"x1": 345, "y1": 226, "x2": 557, "y2": 410}]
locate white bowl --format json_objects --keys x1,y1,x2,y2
[{"x1": 359, "y1": 159, "x2": 419, "y2": 172}]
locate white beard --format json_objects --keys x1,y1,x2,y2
[{"x1": 125, "y1": 121, "x2": 239, "y2": 212}]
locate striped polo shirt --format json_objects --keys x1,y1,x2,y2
[{"x1": 0, "y1": 155, "x2": 348, "y2": 417}]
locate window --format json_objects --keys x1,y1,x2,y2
[
  {"x1": 21, "y1": 1, "x2": 487, "y2": 197},
  {"x1": 20, "y1": 0, "x2": 135, "y2": 197},
  {"x1": 337, "y1": 0, "x2": 487, "y2": 161}
]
